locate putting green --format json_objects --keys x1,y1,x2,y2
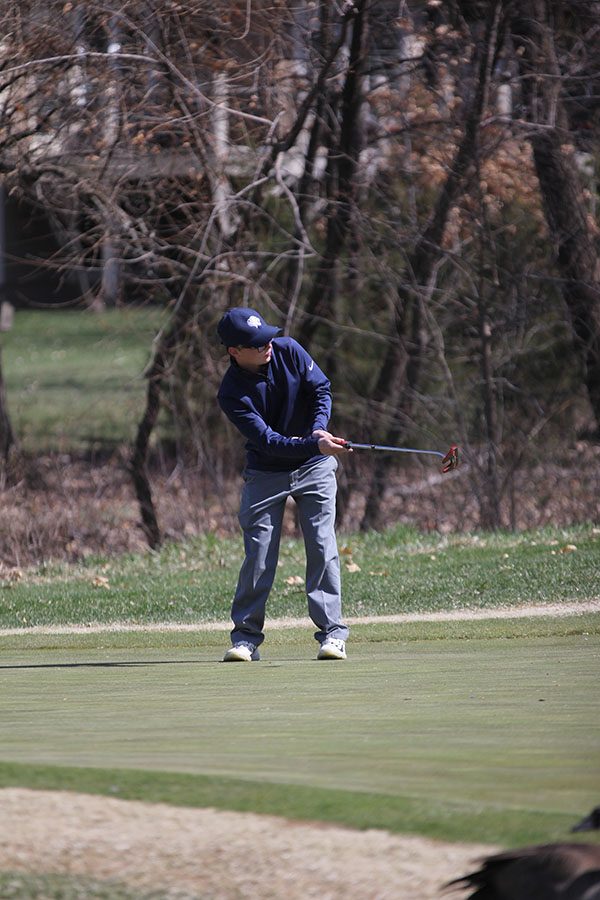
[{"x1": 1, "y1": 630, "x2": 599, "y2": 829}]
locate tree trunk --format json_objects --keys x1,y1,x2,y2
[
  {"x1": 476, "y1": 289, "x2": 501, "y2": 528},
  {"x1": 360, "y1": 2, "x2": 502, "y2": 531},
  {"x1": 131, "y1": 373, "x2": 162, "y2": 549},
  {"x1": 0, "y1": 346, "x2": 15, "y2": 463},
  {"x1": 0, "y1": 182, "x2": 16, "y2": 466},
  {"x1": 360, "y1": 293, "x2": 425, "y2": 531},
  {"x1": 512, "y1": 1, "x2": 600, "y2": 430},
  {"x1": 130, "y1": 280, "x2": 204, "y2": 549},
  {"x1": 531, "y1": 133, "x2": 600, "y2": 426},
  {"x1": 296, "y1": 0, "x2": 369, "y2": 349},
  {"x1": 282, "y1": 2, "x2": 334, "y2": 330}
]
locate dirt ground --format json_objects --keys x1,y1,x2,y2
[{"x1": 0, "y1": 788, "x2": 493, "y2": 899}]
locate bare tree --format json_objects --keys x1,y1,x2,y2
[
  {"x1": 511, "y1": 1, "x2": 600, "y2": 431},
  {"x1": 295, "y1": 0, "x2": 370, "y2": 352},
  {"x1": 0, "y1": 348, "x2": 16, "y2": 464},
  {"x1": 129, "y1": 2, "x2": 362, "y2": 546},
  {"x1": 2, "y1": 0, "x2": 599, "y2": 549},
  {"x1": 360, "y1": 1, "x2": 504, "y2": 531},
  {"x1": 0, "y1": 182, "x2": 16, "y2": 468}
]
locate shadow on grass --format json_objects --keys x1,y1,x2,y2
[{"x1": 0, "y1": 660, "x2": 209, "y2": 670}]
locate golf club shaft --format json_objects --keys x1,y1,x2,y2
[{"x1": 345, "y1": 442, "x2": 444, "y2": 459}]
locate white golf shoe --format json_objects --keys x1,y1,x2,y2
[
  {"x1": 223, "y1": 641, "x2": 260, "y2": 662},
  {"x1": 317, "y1": 638, "x2": 347, "y2": 660}
]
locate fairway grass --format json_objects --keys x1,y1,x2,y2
[{"x1": 1, "y1": 617, "x2": 599, "y2": 846}]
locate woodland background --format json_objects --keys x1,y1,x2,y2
[{"x1": 0, "y1": 0, "x2": 599, "y2": 565}]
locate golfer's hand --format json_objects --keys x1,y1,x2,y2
[{"x1": 314, "y1": 430, "x2": 352, "y2": 456}]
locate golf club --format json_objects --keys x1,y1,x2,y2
[{"x1": 344, "y1": 441, "x2": 459, "y2": 473}]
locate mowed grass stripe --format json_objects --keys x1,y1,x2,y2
[
  {"x1": 1, "y1": 622, "x2": 599, "y2": 845},
  {"x1": 0, "y1": 761, "x2": 588, "y2": 847}
]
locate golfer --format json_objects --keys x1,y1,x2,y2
[{"x1": 217, "y1": 307, "x2": 350, "y2": 661}]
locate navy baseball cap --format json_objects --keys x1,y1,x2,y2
[{"x1": 217, "y1": 307, "x2": 282, "y2": 348}]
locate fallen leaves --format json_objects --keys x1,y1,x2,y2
[
  {"x1": 91, "y1": 575, "x2": 111, "y2": 589},
  {"x1": 0, "y1": 569, "x2": 24, "y2": 588}
]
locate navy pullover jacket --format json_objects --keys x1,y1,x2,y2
[{"x1": 217, "y1": 337, "x2": 331, "y2": 472}]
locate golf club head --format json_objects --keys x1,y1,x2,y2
[{"x1": 441, "y1": 444, "x2": 459, "y2": 473}]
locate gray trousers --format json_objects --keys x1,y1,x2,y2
[{"x1": 230, "y1": 455, "x2": 349, "y2": 647}]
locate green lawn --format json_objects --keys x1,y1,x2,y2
[
  {"x1": 1, "y1": 619, "x2": 599, "y2": 846},
  {"x1": 2, "y1": 308, "x2": 165, "y2": 451},
  {"x1": 2, "y1": 523, "x2": 598, "y2": 628},
  {"x1": 0, "y1": 872, "x2": 157, "y2": 900}
]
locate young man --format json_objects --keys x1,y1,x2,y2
[{"x1": 216, "y1": 306, "x2": 350, "y2": 662}]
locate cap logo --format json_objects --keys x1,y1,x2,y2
[{"x1": 247, "y1": 315, "x2": 261, "y2": 328}]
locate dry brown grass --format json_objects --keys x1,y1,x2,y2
[{"x1": 0, "y1": 788, "x2": 494, "y2": 900}]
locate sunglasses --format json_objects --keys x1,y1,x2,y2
[{"x1": 237, "y1": 343, "x2": 271, "y2": 352}]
